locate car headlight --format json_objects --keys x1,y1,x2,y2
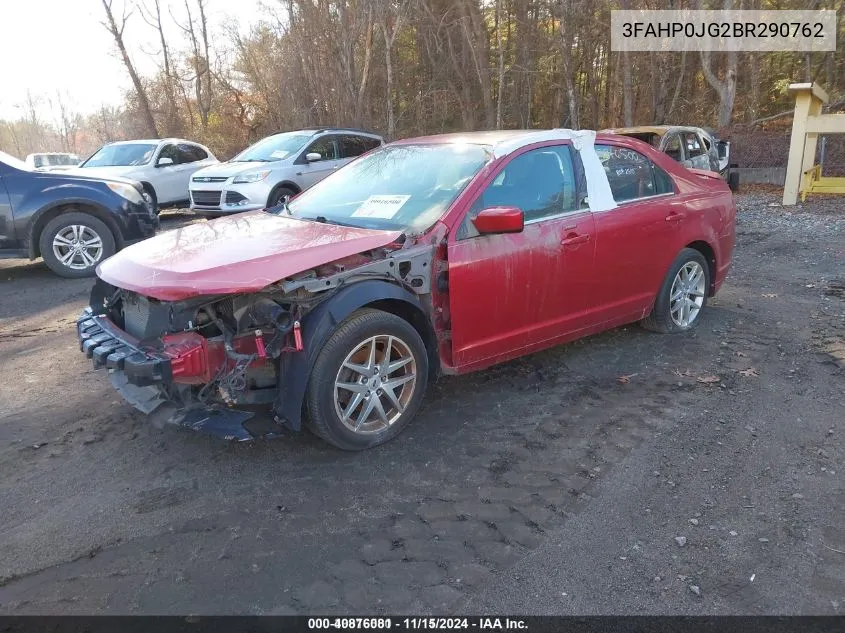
[
  {"x1": 106, "y1": 182, "x2": 144, "y2": 204},
  {"x1": 232, "y1": 170, "x2": 271, "y2": 184}
]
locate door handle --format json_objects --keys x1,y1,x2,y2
[
  {"x1": 561, "y1": 233, "x2": 590, "y2": 246},
  {"x1": 665, "y1": 212, "x2": 682, "y2": 222}
]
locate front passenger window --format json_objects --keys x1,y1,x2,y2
[
  {"x1": 158, "y1": 144, "x2": 179, "y2": 165},
  {"x1": 305, "y1": 137, "x2": 338, "y2": 161},
  {"x1": 477, "y1": 146, "x2": 576, "y2": 223}
]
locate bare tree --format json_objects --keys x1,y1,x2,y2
[
  {"x1": 379, "y1": 0, "x2": 408, "y2": 139},
  {"x1": 698, "y1": 0, "x2": 738, "y2": 128},
  {"x1": 100, "y1": 0, "x2": 158, "y2": 136}
]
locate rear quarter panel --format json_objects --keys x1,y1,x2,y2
[{"x1": 596, "y1": 134, "x2": 736, "y2": 295}]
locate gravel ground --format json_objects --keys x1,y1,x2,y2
[{"x1": 0, "y1": 191, "x2": 842, "y2": 614}]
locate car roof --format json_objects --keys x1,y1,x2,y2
[
  {"x1": 272, "y1": 128, "x2": 382, "y2": 138},
  {"x1": 106, "y1": 138, "x2": 204, "y2": 146},
  {"x1": 392, "y1": 130, "x2": 548, "y2": 148},
  {"x1": 605, "y1": 125, "x2": 706, "y2": 137}
]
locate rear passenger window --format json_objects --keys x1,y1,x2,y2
[
  {"x1": 595, "y1": 144, "x2": 674, "y2": 202},
  {"x1": 340, "y1": 136, "x2": 371, "y2": 158}
]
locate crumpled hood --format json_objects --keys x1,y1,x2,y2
[
  {"x1": 96, "y1": 211, "x2": 403, "y2": 301},
  {"x1": 192, "y1": 161, "x2": 280, "y2": 180}
]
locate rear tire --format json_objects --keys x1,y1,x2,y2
[
  {"x1": 39, "y1": 211, "x2": 116, "y2": 278},
  {"x1": 641, "y1": 248, "x2": 710, "y2": 334},
  {"x1": 305, "y1": 308, "x2": 429, "y2": 451}
]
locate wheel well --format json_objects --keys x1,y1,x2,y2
[
  {"x1": 271, "y1": 181, "x2": 301, "y2": 197},
  {"x1": 29, "y1": 203, "x2": 123, "y2": 258},
  {"x1": 685, "y1": 240, "x2": 716, "y2": 296},
  {"x1": 367, "y1": 298, "x2": 440, "y2": 379},
  {"x1": 139, "y1": 182, "x2": 156, "y2": 198}
]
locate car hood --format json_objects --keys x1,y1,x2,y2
[
  {"x1": 68, "y1": 165, "x2": 142, "y2": 179},
  {"x1": 31, "y1": 169, "x2": 140, "y2": 188},
  {"x1": 96, "y1": 211, "x2": 403, "y2": 301},
  {"x1": 192, "y1": 161, "x2": 281, "y2": 179}
]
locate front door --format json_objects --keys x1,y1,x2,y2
[
  {"x1": 297, "y1": 136, "x2": 342, "y2": 189},
  {"x1": 447, "y1": 143, "x2": 596, "y2": 371},
  {"x1": 589, "y1": 143, "x2": 685, "y2": 321},
  {"x1": 153, "y1": 143, "x2": 185, "y2": 204}
]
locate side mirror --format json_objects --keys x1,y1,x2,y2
[
  {"x1": 305, "y1": 152, "x2": 322, "y2": 162},
  {"x1": 472, "y1": 206, "x2": 524, "y2": 235},
  {"x1": 157, "y1": 157, "x2": 174, "y2": 167}
]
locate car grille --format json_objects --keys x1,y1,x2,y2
[
  {"x1": 225, "y1": 190, "x2": 248, "y2": 204},
  {"x1": 192, "y1": 176, "x2": 227, "y2": 183},
  {"x1": 191, "y1": 190, "x2": 222, "y2": 207},
  {"x1": 122, "y1": 293, "x2": 151, "y2": 339}
]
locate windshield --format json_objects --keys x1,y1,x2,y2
[
  {"x1": 81, "y1": 143, "x2": 156, "y2": 167},
  {"x1": 284, "y1": 144, "x2": 492, "y2": 233},
  {"x1": 0, "y1": 151, "x2": 31, "y2": 171},
  {"x1": 232, "y1": 133, "x2": 312, "y2": 162}
]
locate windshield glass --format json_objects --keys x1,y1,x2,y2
[
  {"x1": 284, "y1": 144, "x2": 492, "y2": 233},
  {"x1": 0, "y1": 151, "x2": 31, "y2": 171},
  {"x1": 81, "y1": 143, "x2": 156, "y2": 167},
  {"x1": 232, "y1": 133, "x2": 312, "y2": 163}
]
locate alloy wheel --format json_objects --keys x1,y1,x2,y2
[
  {"x1": 334, "y1": 334, "x2": 417, "y2": 434},
  {"x1": 51, "y1": 225, "x2": 104, "y2": 271},
  {"x1": 669, "y1": 261, "x2": 706, "y2": 327}
]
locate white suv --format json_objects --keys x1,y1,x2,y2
[
  {"x1": 189, "y1": 128, "x2": 383, "y2": 215},
  {"x1": 75, "y1": 139, "x2": 217, "y2": 212}
]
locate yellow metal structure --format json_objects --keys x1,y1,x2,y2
[{"x1": 783, "y1": 82, "x2": 845, "y2": 205}]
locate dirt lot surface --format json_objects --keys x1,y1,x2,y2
[{"x1": 0, "y1": 193, "x2": 842, "y2": 615}]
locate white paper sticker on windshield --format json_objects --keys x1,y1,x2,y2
[
  {"x1": 269, "y1": 150, "x2": 289, "y2": 159},
  {"x1": 351, "y1": 195, "x2": 410, "y2": 219}
]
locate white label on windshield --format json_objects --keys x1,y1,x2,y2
[
  {"x1": 351, "y1": 195, "x2": 410, "y2": 219},
  {"x1": 269, "y1": 150, "x2": 289, "y2": 159}
]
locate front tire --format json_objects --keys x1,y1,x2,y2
[
  {"x1": 141, "y1": 183, "x2": 159, "y2": 215},
  {"x1": 267, "y1": 186, "x2": 295, "y2": 210},
  {"x1": 39, "y1": 212, "x2": 116, "y2": 278},
  {"x1": 305, "y1": 309, "x2": 429, "y2": 451},
  {"x1": 641, "y1": 248, "x2": 710, "y2": 334}
]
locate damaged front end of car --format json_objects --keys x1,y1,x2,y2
[{"x1": 76, "y1": 241, "x2": 437, "y2": 441}]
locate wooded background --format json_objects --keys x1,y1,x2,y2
[{"x1": 2, "y1": 0, "x2": 843, "y2": 162}]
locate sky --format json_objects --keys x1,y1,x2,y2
[{"x1": 0, "y1": 0, "x2": 264, "y2": 121}]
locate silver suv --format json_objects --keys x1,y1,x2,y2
[{"x1": 189, "y1": 128, "x2": 383, "y2": 215}]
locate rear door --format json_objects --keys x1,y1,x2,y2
[
  {"x1": 447, "y1": 143, "x2": 596, "y2": 370},
  {"x1": 589, "y1": 143, "x2": 685, "y2": 322},
  {"x1": 297, "y1": 135, "x2": 342, "y2": 188}
]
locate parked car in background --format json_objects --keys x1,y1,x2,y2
[
  {"x1": 74, "y1": 139, "x2": 217, "y2": 213},
  {"x1": 25, "y1": 152, "x2": 80, "y2": 171},
  {"x1": 77, "y1": 129, "x2": 735, "y2": 450},
  {"x1": 188, "y1": 128, "x2": 383, "y2": 215},
  {"x1": 604, "y1": 125, "x2": 737, "y2": 190},
  {"x1": 0, "y1": 151, "x2": 157, "y2": 278}
]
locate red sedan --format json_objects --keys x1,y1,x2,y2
[{"x1": 76, "y1": 130, "x2": 735, "y2": 450}]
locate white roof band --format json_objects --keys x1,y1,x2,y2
[{"x1": 493, "y1": 129, "x2": 618, "y2": 213}]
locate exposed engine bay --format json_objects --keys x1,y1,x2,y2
[{"x1": 81, "y1": 241, "x2": 436, "y2": 440}]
